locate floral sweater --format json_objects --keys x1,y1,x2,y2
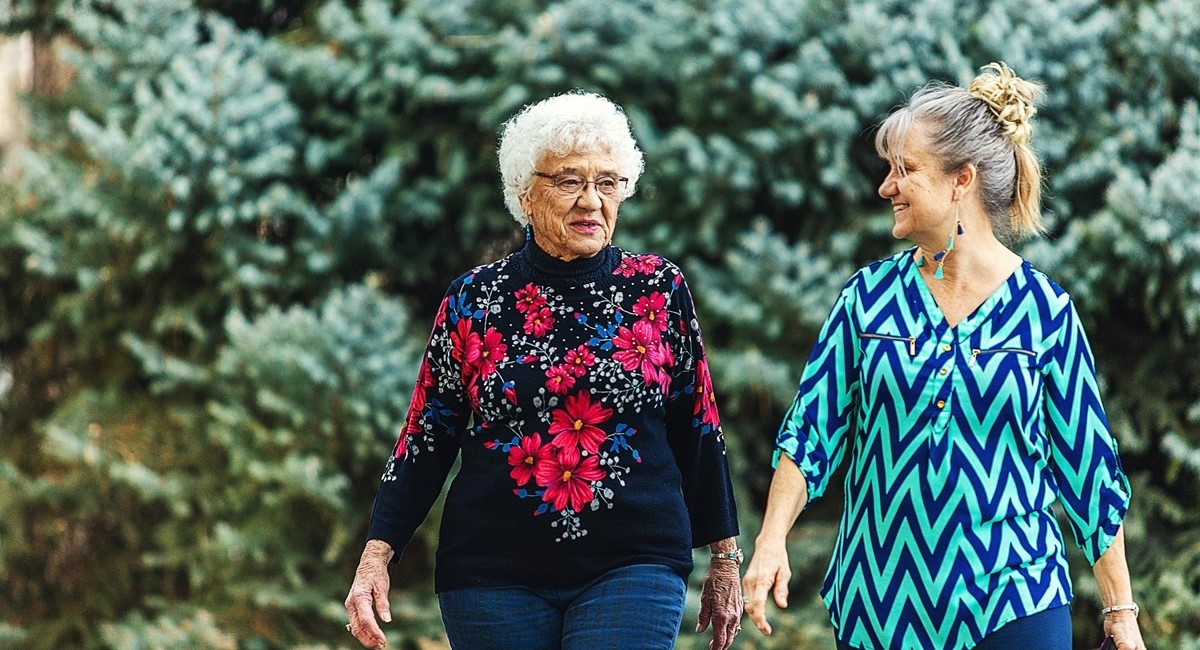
[{"x1": 367, "y1": 240, "x2": 738, "y2": 592}]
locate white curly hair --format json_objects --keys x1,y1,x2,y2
[{"x1": 498, "y1": 91, "x2": 645, "y2": 225}]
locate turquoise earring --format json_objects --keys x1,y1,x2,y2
[{"x1": 921, "y1": 201, "x2": 962, "y2": 279}]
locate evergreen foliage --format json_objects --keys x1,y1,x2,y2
[{"x1": 2, "y1": 0, "x2": 1197, "y2": 648}]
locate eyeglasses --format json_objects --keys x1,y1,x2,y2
[{"x1": 533, "y1": 171, "x2": 629, "y2": 198}]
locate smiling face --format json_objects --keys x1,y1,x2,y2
[
  {"x1": 877, "y1": 123, "x2": 959, "y2": 243},
  {"x1": 519, "y1": 150, "x2": 622, "y2": 261}
]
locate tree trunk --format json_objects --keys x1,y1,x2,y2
[
  {"x1": 30, "y1": 34, "x2": 71, "y2": 96},
  {"x1": 0, "y1": 33, "x2": 70, "y2": 178},
  {"x1": 0, "y1": 33, "x2": 31, "y2": 179}
]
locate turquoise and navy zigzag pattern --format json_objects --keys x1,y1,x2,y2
[{"x1": 776, "y1": 249, "x2": 1130, "y2": 650}]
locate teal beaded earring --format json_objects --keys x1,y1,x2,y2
[{"x1": 916, "y1": 200, "x2": 962, "y2": 279}]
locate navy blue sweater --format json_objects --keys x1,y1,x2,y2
[{"x1": 367, "y1": 240, "x2": 738, "y2": 592}]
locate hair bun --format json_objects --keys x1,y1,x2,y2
[{"x1": 968, "y1": 62, "x2": 1041, "y2": 146}]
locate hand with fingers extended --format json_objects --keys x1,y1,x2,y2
[
  {"x1": 344, "y1": 540, "x2": 395, "y2": 649},
  {"x1": 741, "y1": 539, "x2": 791, "y2": 636},
  {"x1": 696, "y1": 559, "x2": 744, "y2": 650}
]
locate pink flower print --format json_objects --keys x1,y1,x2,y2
[
  {"x1": 544, "y1": 365, "x2": 576, "y2": 395},
  {"x1": 635, "y1": 255, "x2": 663, "y2": 274},
  {"x1": 660, "y1": 338, "x2": 675, "y2": 369},
  {"x1": 535, "y1": 445, "x2": 605, "y2": 512},
  {"x1": 654, "y1": 369, "x2": 671, "y2": 395},
  {"x1": 655, "y1": 343, "x2": 675, "y2": 394},
  {"x1": 396, "y1": 362, "x2": 437, "y2": 458},
  {"x1": 563, "y1": 345, "x2": 596, "y2": 377},
  {"x1": 549, "y1": 392, "x2": 613, "y2": 454},
  {"x1": 632, "y1": 292, "x2": 669, "y2": 331},
  {"x1": 514, "y1": 283, "x2": 547, "y2": 314},
  {"x1": 613, "y1": 257, "x2": 638, "y2": 278},
  {"x1": 477, "y1": 327, "x2": 507, "y2": 377},
  {"x1": 466, "y1": 379, "x2": 481, "y2": 411},
  {"x1": 508, "y1": 432, "x2": 553, "y2": 486},
  {"x1": 612, "y1": 319, "x2": 667, "y2": 382},
  {"x1": 523, "y1": 307, "x2": 555, "y2": 337},
  {"x1": 434, "y1": 296, "x2": 449, "y2": 328},
  {"x1": 694, "y1": 358, "x2": 720, "y2": 428},
  {"x1": 451, "y1": 318, "x2": 482, "y2": 381}
]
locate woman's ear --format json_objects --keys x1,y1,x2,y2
[
  {"x1": 518, "y1": 192, "x2": 532, "y2": 218},
  {"x1": 953, "y1": 163, "x2": 977, "y2": 200}
]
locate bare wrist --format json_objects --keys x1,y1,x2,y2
[
  {"x1": 753, "y1": 532, "x2": 788, "y2": 550},
  {"x1": 362, "y1": 539, "x2": 395, "y2": 565},
  {"x1": 708, "y1": 558, "x2": 741, "y2": 573},
  {"x1": 708, "y1": 537, "x2": 738, "y2": 553}
]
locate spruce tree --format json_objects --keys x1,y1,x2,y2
[{"x1": 1, "y1": 0, "x2": 1197, "y2": 647}]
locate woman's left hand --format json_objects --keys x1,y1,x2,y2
[
  {"x1": 697, "y1": 560, "x2": 744, "y2": 650},
  {"x1": 1105, "y1": 611, "x2": 1147, "y2": 650}
]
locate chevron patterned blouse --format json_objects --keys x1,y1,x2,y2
[{"x1": 776, "y1": 249, "x2": 1131, "y2": 650}]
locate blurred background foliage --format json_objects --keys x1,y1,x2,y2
[{"x1": 1, "y1": 0, "x2": 1197, "y2": 648}]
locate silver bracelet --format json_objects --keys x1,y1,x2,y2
[
  {"x1": 710, "y1": 548, "x2": 743, "y2": 566},
  {"x1": 1101, "y1": 603, "x2": 1139, "y2": 618}
]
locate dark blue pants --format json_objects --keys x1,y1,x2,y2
[
  {"x1": 835, "y1": 604, "x2": 1072, "y2": 650},
  {"x1": 438, "y1": 563, "x2": 687, "y2": 650}
]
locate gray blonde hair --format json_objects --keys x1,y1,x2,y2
[
  {"x1": 875, "y1": 62, "x2": 1045, "y2": 241},
  {"x1": 498, "y1": 91, "x2": 645, "y2": 225}
]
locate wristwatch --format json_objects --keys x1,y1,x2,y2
[{"x1": 710, "y1": 548, "x2": 744, "y2": 566}]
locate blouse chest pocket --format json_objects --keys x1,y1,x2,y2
[
  {"x1": 967, "y1": 346, "x2": 1036, "y2": 368},
  {"x1": 859, "y1": 332, "x2": 916, "y2": 356},
  {"x1": 857, "y1": 331, "x2": 919, "y2": 398}
]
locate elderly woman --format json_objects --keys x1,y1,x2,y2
[
  {"x1": 344, "y1": 92, "x2": 742, "y2": 650},
  {"x1": 742, "y1": 63, "x2": 1146, "y2": 650}
]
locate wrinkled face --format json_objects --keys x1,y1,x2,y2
[
  {"x1": 877, "y1": 124, "x2": 957, "y2": 242},
  {"x1": 520, "y1": 150, "x2": 622, "y2": 261}
]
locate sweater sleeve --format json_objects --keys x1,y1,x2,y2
[
  {"x1": 1043, "y1": 296, "x2": 1131, "y2": 564},
  {"x1": 664, "y1": 269, "x2": 739, "y2": 547},
  {"x1": 366, "y1": 284, "x2": 470, "y2": 557},
  {"x1": 774, "y1": 276, "x2": 862, "y2": 506}
]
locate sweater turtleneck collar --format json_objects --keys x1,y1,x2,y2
[{"x1": 520, "y1": 232, "x2": 617, "y2": 284}]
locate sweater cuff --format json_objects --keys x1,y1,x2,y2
[{"x1": 692, "y1": 516, "x2": 741, "y2": 549}]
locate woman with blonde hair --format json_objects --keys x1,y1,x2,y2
[{"x1": 742, "y1": 63, "x2": 1146, "y2": 650}]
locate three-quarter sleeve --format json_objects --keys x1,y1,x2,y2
[
  {"x1": 1043, "y1": 297, "x2": 1131, "y2": 564},
  {"x1": 367, "y1": 285, "x2": 470, "y2": 556},
  {"x1": 664, "y1": 270, "x2": 739, "y2": 547},
  {"x1": 774, "y1": 277, "x2": 862, "y2": 505}
]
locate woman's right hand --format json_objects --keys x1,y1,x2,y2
[
  {"x1": 741, "y1": 538, "x2": 792, "y2": 636},
  {"x1": 1105, "y1": 610, "x2": 1147, "y2": 650},
  {"x1": 344, "y1": 540, "x2": 396, "y2": 649}
]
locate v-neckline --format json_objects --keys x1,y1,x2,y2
[{"x1": 903, "y1": 248, "x2": 1028, "y2": 342}]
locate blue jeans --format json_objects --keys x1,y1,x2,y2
[
  {"x1": 835, "y1": 604, "x2": 1072, "y2": 649},
  {"x1": 438, "y1": 563, "x2": 686, "y2": 650}
]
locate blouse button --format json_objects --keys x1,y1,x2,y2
[
  {"x1": 936, "y1": 400, "x2": 946, "y2": 409},
  {"x1": 939, "y1": 368, "x2": 949, "y2": 376},
  {"x1": 941, "y1": 344, "x2": 952, "y2": 352}
]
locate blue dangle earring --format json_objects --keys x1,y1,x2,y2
[
  {"x1": 525, "y1": 224, "x2": 532, "y2": 242},
  {"x1": 916, "y1": 200, "x2": 962, "y2": 279}
]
